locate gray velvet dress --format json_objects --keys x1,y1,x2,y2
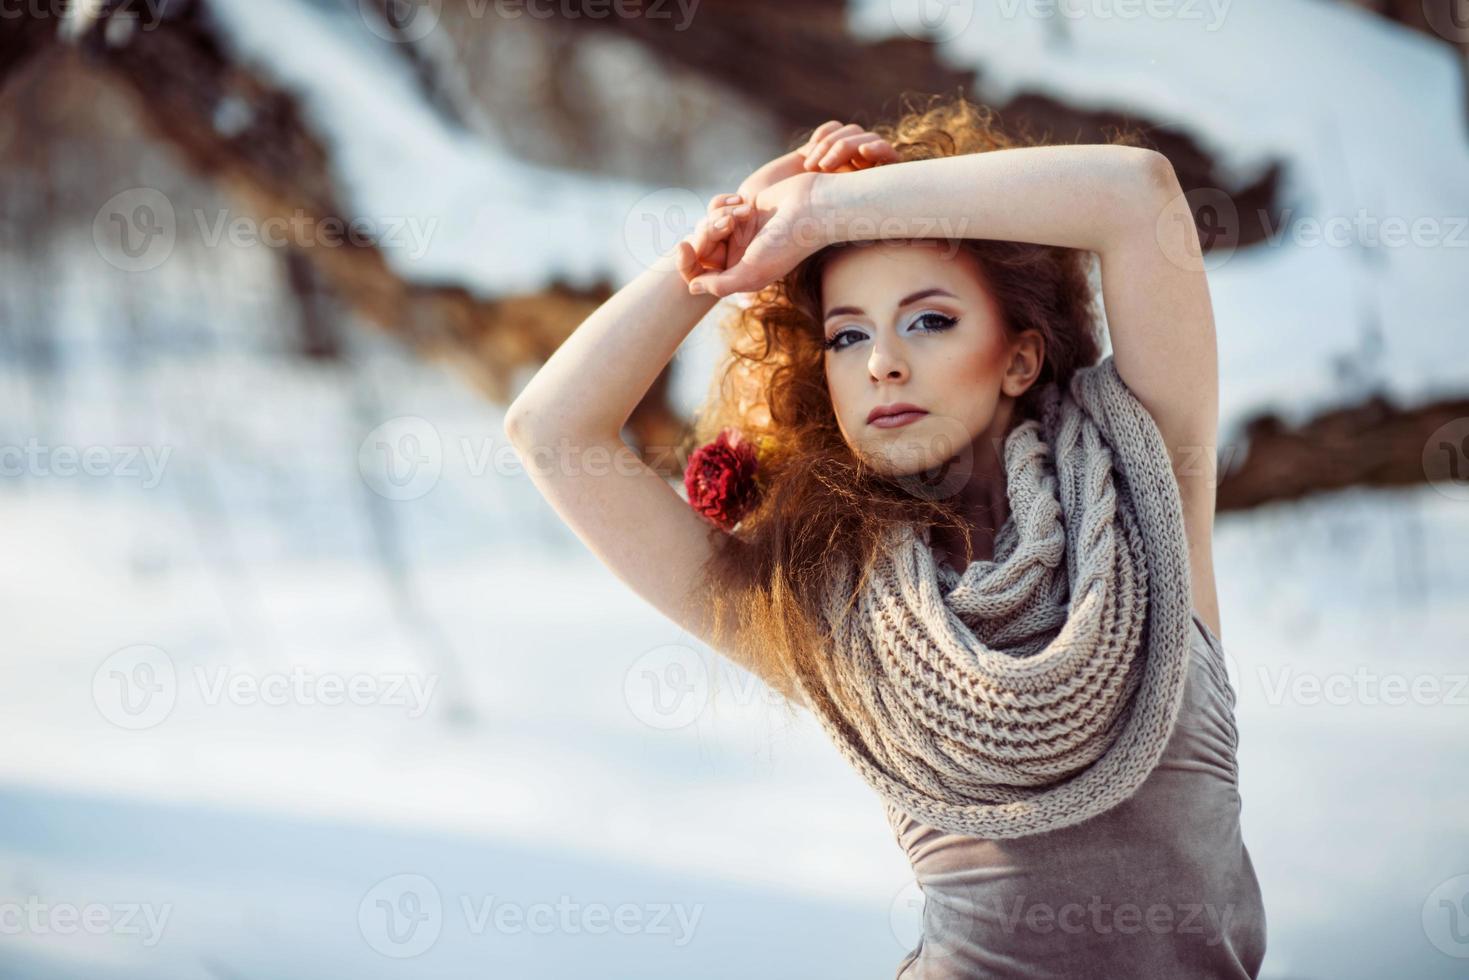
[{"x1": 885, "y1": 608, "x2": 1267, "y2": 978}]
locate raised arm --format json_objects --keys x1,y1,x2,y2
[
  {"x1": 502, "y1": 214, "x2": 735, "y2": 648},
  {"x1": 685, "y1": 143, "x2": 1223, "y2": 633},
  {"x1": 504, "y1": 123, "x2": 899, "y2": 658},
  {"x1": 690, "y1": 145, "x2": 1213, "y2": 439}
]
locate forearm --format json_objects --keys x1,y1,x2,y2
[
  {"x1": 811, "y1": 144, "x2": 1171, "y2": 255},
  {"x1": 505, "y1": 246, "x2": 718, "y2": 443}
]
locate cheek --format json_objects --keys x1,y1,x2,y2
[
  {"x1": 822, "y1": 362, "x2": 846, "y2": 426},
  {"x1": 938, "y1": 332, "x2": 1008, "y2": 390},
  {"x1": 929, "y1": 334, "x2": 1010, "y2": 432}
]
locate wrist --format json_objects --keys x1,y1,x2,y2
[{"x1": 806, "y1": 172, "x2": 848, "y2": 249}]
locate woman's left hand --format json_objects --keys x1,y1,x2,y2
[{"x1": 736, "y1": 121, "x2": 897, "y2": 203}]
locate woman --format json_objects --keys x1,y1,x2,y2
[{"x1": 505, "y1": 94, "x2": 1266, "y2": 978}]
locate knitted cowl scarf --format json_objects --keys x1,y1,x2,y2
[{"x1": 798, "y1": 354, "x2": 1195, "y2": 840}]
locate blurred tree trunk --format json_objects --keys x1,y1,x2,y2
[{"x1": 2, "y1": 1, "x2": 687, "y2": 471}]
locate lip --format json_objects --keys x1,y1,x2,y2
[{"x1": 867, "y1": 402, "x2": 929, "y2": 428}]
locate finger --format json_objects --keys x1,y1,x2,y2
[
  {"x1": 695, "y1": 228, "x2": 732, "y2": 272},
  {"x1": 683, "y1": 204, "x2": 751, "y2": 276},
  {"x1": 676, "y1": 239, "x2": 702, "y2": 282},
  {"x1": 689, "y1": 264, "x2": 754, "y2": 299},
  {"x1": 798, "y1": 120, "x2": 845, "y2": 155},
  {"x1": 804, "y1": 123, "x2": 862, "y2": 170},
  {"x1": 704, "y1": 202, "x2": 751, "y2": 241},
  {"x1": 803, "y1": 123, "x2": 861, "y2": 169},
  {"x1": 707, "y1": 192, "x2": 743, "y2": 212},
  {"x1": 706, "y1": 239, "x2": 728, "y2": 272},
  {"x1": 857, "y1": 137, "x2": 898, "y2": 165},
  {"x1": 682, "y1": 216, "x2": 733, "y2": 281},
  {"x1": 683, "y1": 237, "x2": 727, "y2": 281},
  {"x1": 816, "y1": 134, "x2": 876, "y2": 171},
  {"x1": 821, "y1": 133, "x2": 894, "y2": 170}
]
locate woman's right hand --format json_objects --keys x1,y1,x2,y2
[
  {"x1": 675, "y1": 193, "x2": 756, "y2": 287},
  {"x1": 685, "y1": 172, "x2": 826, "y2": 299},
  {"x1": 676, "y1": 123, "x2": 895, "y2": 290}
]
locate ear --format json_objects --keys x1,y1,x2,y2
[{"x1": 1001, "y1": 330, "x2": 1046, "y2": 398}]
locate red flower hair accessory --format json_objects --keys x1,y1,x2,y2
[{"x1": 684, "y1": 426, "x2": 766, "y2": 531}]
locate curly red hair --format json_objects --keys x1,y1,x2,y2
[{"x1": 681, "y1": 91, "x2": 1142, "y2": 708}]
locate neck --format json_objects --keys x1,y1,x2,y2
[{"x1": 929, "y1": 408, "x2": 1015, "y2": 571}]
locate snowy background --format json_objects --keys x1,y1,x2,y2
[{"x1": 2, "y1": 0, "x2": 1467, "y2": 977}]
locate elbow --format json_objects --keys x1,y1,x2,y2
[
  {"x1": 1135, "y1": 148, "x2": 1182, "y2": 202},
  {"x1": 503, "y1": 402, "x2": 535, "y2": 447},
  {"x1": 503, "y1": 399, "x2": 621, "y2": 449}
]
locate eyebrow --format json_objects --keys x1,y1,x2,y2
[{"x1": 823, "y1": 288, "x2": 959, "y2": 323}]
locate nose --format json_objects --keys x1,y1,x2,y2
[{"x1": 867, "y1": 336, "x2": 909, "y2": 383}]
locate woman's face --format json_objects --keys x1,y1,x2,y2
[{"x1": 819, "y1": 241, "x2": 1040, "y2": 476}]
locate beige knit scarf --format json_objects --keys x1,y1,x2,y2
[{"x1": 799, "y1": 354, "x2": 1195, "y2": 840}]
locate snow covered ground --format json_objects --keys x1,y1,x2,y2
[
  {"x1": 2, "y1": 0, "x2": 1466, "y2": 977},
  {"x1": 3, "y1": 310, "x2": 1467, "y2": 976}
]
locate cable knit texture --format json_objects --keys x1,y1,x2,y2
[{"x1": 799, "y1": 354, "x2": 1195, "y2": 839}]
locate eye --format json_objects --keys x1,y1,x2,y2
[
  {"x1": 822, "y1": 327, "x2": 865, "y2": 352},
  {"x1": 910, "y1": 311, "x2": 957, "y2": 333},
  {"x1": 822, "y1": 311, "x2": 958, "y2": 352}
]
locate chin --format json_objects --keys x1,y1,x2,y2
[{"x1": 856, "y1": 436, "x2": 958, "y2": 477}]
